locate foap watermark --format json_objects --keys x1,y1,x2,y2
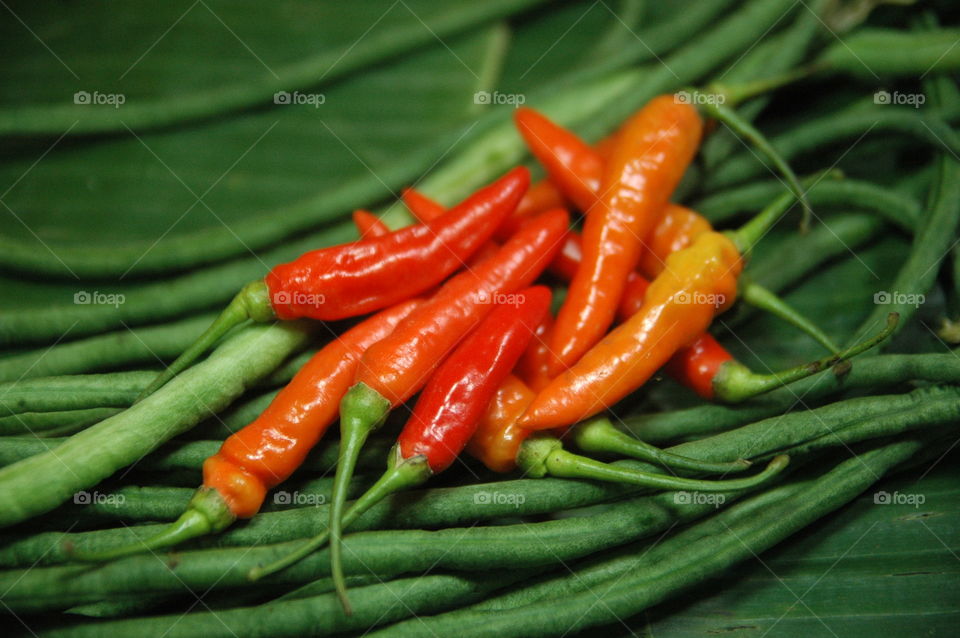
[
  {"x1": 674, "y1": 90, "x2": 725, "y2": 106},
  {"x1": 74, "y1": 290, "x2": 125, "y2": 307},
  {"x1": 74, "y1": 490, "x2": 125, "y2": 507},
  {"x1": 274, "y1": 91, "x2": 326, "y2": 108},
  {"x1": 474, "y1": 90, "x2": 525, "y2": 107},
  {"x1": 874, "y1": 490, "x2": 925, "y2": 508},
  {"x1": 273, "y1": 491, "x2": 327, "y2": 506},
  {"x1": 473, "y1": 490, "x2": 526, "y2": 508},
  {"x1": 272, "y1": 290, "x2": 326, "y2": 308},
  {"x1": 674, "y1": 491, "x2": 725, "y2": 508},
  {"x1": 472, "y1": 290, "x2": 526, "y2": 307},
  {"x1": 674, "y1": 291, "x2": 725, "y2": 308},
  {"x1": 874, "y1": 290, "x2": 924, "y2": 308},
  {"x1": 874, "y1": 90, "x2": 925, "y2": 109},
  {"x1": 74, "y1": 90, "x2": 125, "y2": 108}
]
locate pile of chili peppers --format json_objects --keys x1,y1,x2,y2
[{"x1": 74, "y1": 93, "x2": 898, "y2": 613}]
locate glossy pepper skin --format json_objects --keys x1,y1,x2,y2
[
  {"x1": 204, "y1": 300, "x2": 421, "y2": 519},
  {"x1": 548, "y1": 97, "x2": 703, "y2": 373},
  {"x1": 391, "y1": 193, "x2": 730, "y2": 400},
  {"x1": 521, "y1": 231, "x2": 742, "y2": 430},
  {"x1": 399, "y1": 287, "x2": 551, "y2": 472},
  {"x1": 466, "y1": 374, "x2": 536, "y2": 473},
  {"x1": 259, "y1": 288, "x2": 550, "y2": 602},
  {"x1": 69, "y1": 300, "x2": 419, "y2": 563},
  {"x1": 351, "y1": 209, "x2": 389, "y2": 239},
  {"x1": 356, "y1": 208, "x2": 570, "y2": 406},
  {"x1": 515, "y1": 107, "x2": 603, "y2": 212},
  {"x1": 267, "y1": 166, "x2": 529, "y2": 321}
]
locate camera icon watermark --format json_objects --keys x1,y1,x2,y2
[
  {"x1": 674, "y1": 491, "x2": 725, "y2": 508},
  {"x1": 473, "y1": 491, "x2": 525, "y2": 508},
  {"x1": 674, "y1": 291, "x2": 725, "y2": 308},
  {"x1": 873, "y1": 490, "x2": 925, "y2": 508},
  {"x1": 73, "y1": 90, "x2": 126, "y2": 109},
  {"x1": 473, "y1": 90, "x2": 526, "y2": 108},
  {"x1": 873, "y1": 290, "x2": 924, "y2": 308},
  {"x1": 272, "y1": 290, "x2": 325, "y2": 308},
  {"x1": 873, "y1": 90, "x2": 925, "y2": 109},
  {"x1": 674, "y1": 90, "x2": 725, "y2": 106},
  {"x1": 74, "y1": 490, "x2": 126, "y2": 507},
  {"x1": 273, "y1": 491, "x2": 326, "y2": 506},
  {"x1": 273, "y1": 91, "x2": 325, "y2": 108},
  {"x1": 74, "y1": 290, "x2": 125, "y2": 307},
  {"x1": 472, "y1": 290, "x2": 526, "y2": 307}
]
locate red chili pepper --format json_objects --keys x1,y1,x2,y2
[
  {"x1": 351, "y1": 209, "x2": 389, "y2": 239},
  {"x1": 514, "y1": 179, "x2": 568, "y2": 222},
  {"x1": 515, "y1": 107, "x2": 603, "y2": 212},
  {"x1": 307, "y1": 207, "x2": 569, "y2": 604},
  {"x1": 545, "y1": 96, "x2": 703, "y2": 374},
  {"x1": 141, "y1": 167, "x2": 529, "y2": 399},
  {"x1": 515, "y1": 311, "x2": 555, "y2": 392},
  {"x1": 70, "y1": 300, "x2": 420, "y2": 561},
  {"x1": 251, "y1": 287, "x2": 551, "y2": 611}
]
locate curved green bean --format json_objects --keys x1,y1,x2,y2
[
  {"x1": 0, "y1": 321, "x2": 313, "y2": 528},
  {"x1": 370, "y1": 438, "x2": 927, "y2": 637},
  {"x1": 0, "y1": 408, "x2": 120, "y2": 437},
  {"x1": 706, "y1": 108, "x2": 960, "y2": 189},
  {"x1": 630, "y1": 351, "x2": 960, "y2": 442},
  {"x1": 0, "y1": 372, "x2": 154, "y2": 415},
  {"x1": 0, "y1": 314, "x2": 215, "y2": 381},
  {"x1": 694, "y1": 178, "x2": 921, "y2": 231},
  {"x1": 0, "y1": 0, "x2": 542, "y2": 137},
  {"x1": 818, "y1": 28, "x2": 960, "y2": 78}
]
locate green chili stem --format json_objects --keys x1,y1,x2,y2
[
  {"x1": 542, "y1": 445, "x2": 789, "y2": 492},
  {"x1": 67, "y1": 488, "x2": 234, "y2": 562},
  {"x1": 713, "y1": 312, "x2": 898, "y2": 403},
  {"x1": 567, "y1": 418, "x2": 751, "y2": 474},
  {"x1": 137, "y1": 280, "x2": 273, "y2": 401},
  {"x1": 739, "y1": 279, "x2": 839, "y2": 353},
  {"x1": 698, "y1": 99, "x2": 812, "y2": 230}
]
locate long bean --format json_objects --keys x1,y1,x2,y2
[
  {"x1": 852, "y1": 81, "x2": 960, "y2": 340},
  {"x1": 0, "y1": 408, "x2": 120, "y2": 437},
  {"x1": 0, "y1": 436, "x2": 392, "y2": 475},
  {"x1": 0, "y1": 486, "x2": 737, "y2": 612},
  {"x1": 0, "y1": 321, "x2": 313, "y2": 528},
  {"x1": 694, "y1": 177, "x2": 921, "y2": 231},
  {"x1": 369, "y1": 437, "x2": 929, "y2": 637},
  {"x1": 706, "y1": 107, "x2": 960, "y2": 190},
  {"x1": 0, "y1": 372, "x2": 154, "y2": 415},
  {"x1": 8, "y1": 384, "x2": 955, "y2": 568},
  {"x1": 630, "y1": 351, "x2": 960, "y2": 442},
  {"x1": 0, "y1": 0, "x2": 542, "y2": 138},
  {"x1": 0, "y1": 314, "x2": 216, "y2": 381}
]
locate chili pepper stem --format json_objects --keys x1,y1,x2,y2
[
  {"x1": 321, "y1": 382, "x2": 393, "y2": 610},
  {"x1": 726, "y1": 170, "x2": 842, "y2": 256},
  {"x1": 137, "y1": 280, "x2": 273, "y2": 401},
  {"x1": 713, "y1": 312, "x2": 900, "y2": 403},
  {"x1": 568, "y1": 418, "x2": 751, "y2": 474},
  {"x1": 739, "y1": 280, "x2": 840, "y2": 353},
  {"x1": 66, "y1": 487, "x2": 234, "y2": 562},
  {"x1": 246, "y1": 450, "x2": 431, "y2": 588},
  {"x1": 519, "y1": 435, "x2": 789, "y2": 491},
  {"x1": 695, "y1": 96, "x2": 812, "y2": 230}
]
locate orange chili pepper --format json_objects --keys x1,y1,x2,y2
[
  {"x1": 466, "y1": 374, "x2": 536, "y2": 473},
  {"x1": 521, "y1": 231, "x2": 742, "y2": 430},
  {"x1": 542, "y1": 96, "x2": 703, "y2": 374},
  {"x1": 70, "y1": 300, "x2": 420, "y2": 561}
]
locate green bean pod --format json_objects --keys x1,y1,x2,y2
[{"x1": 0, "y1": 321, "x2": 313, "y2": 528}]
